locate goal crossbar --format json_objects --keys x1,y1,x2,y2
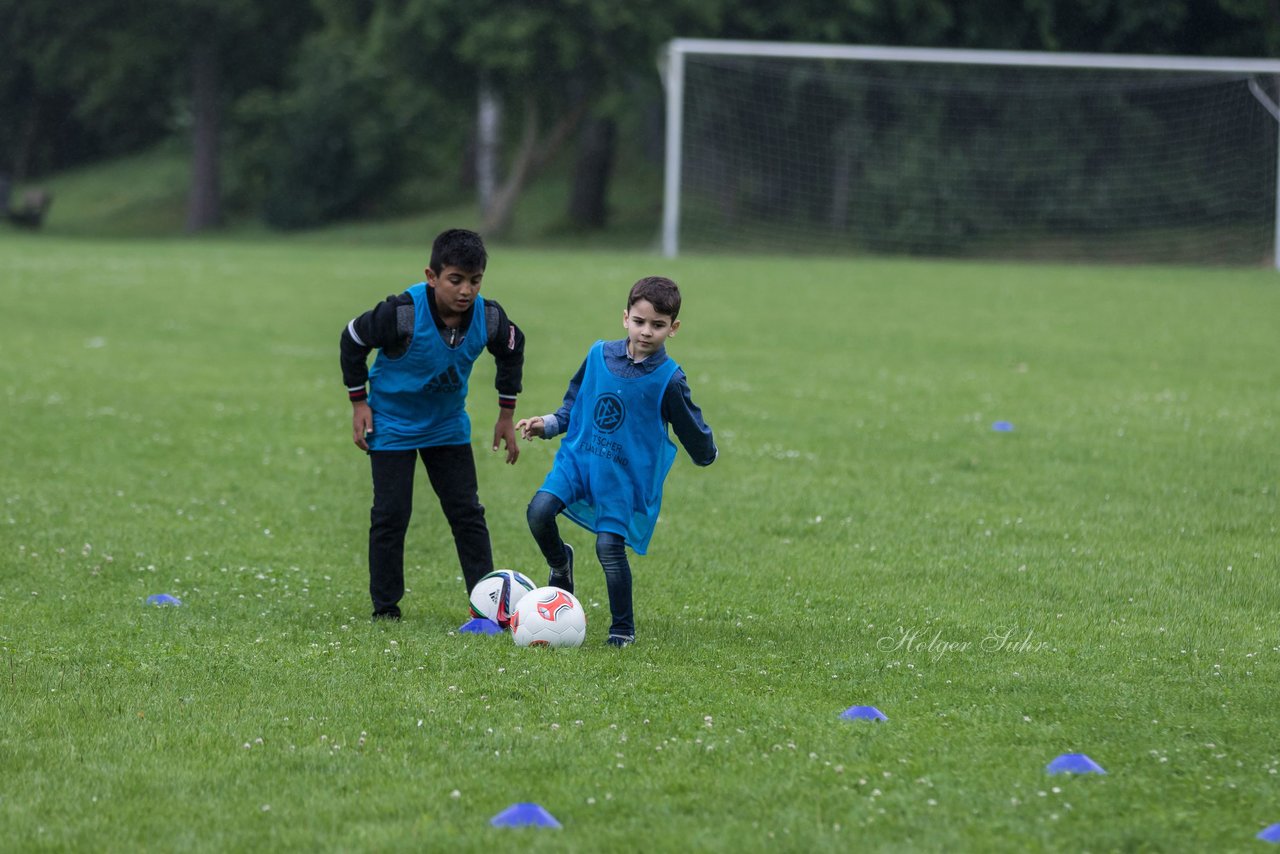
[{"x1": 664, "y1": 39, "x2": 1280, "y2": 75}]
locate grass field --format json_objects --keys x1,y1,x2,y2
[
  {"x1": 2, "y1": 231, "x2": 1278, "y2": 852},
  {"x1": 15, "y1": 141, "x2": 665, "y2": 251}
]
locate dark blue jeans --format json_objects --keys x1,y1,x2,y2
[{"x1": 526, "y1": 490, "x2": 633, "y2": 637}]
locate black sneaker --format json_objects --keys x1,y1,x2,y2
[
  {"x1": 548, "y1": 543, "x2": 575, "y2": 594},
  {"x1": 606, "y1": 634, "x2": 635, "y2": 648},
  {"x1": 372, "y1": 607, "x2": 401, "y2": 622}
]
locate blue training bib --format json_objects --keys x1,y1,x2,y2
[
  {"x1": 540, "y1": 340, "x2": 679, "y2": 554},
  {"x1": 367, "y1": 286, "x2": 487, "y2": 450}
]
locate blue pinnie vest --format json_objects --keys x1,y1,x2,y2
[
  {"x1": 366, "y1": 285, "x2": 486, "y2": 450},
  {"x1": 540, "y1": 340, "x2": 680, "y2": 554}
]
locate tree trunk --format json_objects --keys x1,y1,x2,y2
[
  {"x1": 476, "y1": 79, "x2": 502, "y2": 219},
  {"x1": 482, "y1": 97, "x2": 586, "y2": 238},
  {"x1": 567, "y1": 116, "x2": 615, "y2": 230},
  {"x1": 828, "y1": 122, "x2": 856, "y2": 233},
  {"x1": 12, "y1": 81, "x2": 40, "y2": 184},
  {"x1": 185, "y1": 42, "x2": 221, "y2": 233}
]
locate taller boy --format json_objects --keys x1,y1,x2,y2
[{"x1": 340, "y1": 229, "x2": 524, "y2": 620}]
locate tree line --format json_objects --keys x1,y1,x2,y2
[{"x1": 3, "y1": 0, "x2": 1276, "y2": 235}]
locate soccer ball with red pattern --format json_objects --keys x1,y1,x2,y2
[{"x1": 510, "y1": 586, "x2": 587, "y2": 648}]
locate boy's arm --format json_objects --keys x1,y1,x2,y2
[
  {"x1": 482, "y1": 299, "x2": 524, "y2": 412},
  {"x1": 662, "y1": 371, "x2": 717, "y2": 466},
  {"x1": 341, "y1": 293, "x2": 411, "y2": 450},
  {"x1": 340, "y1": 293, "x2": 413, "y2": 401},
  {"x1": 537, "y1": 359, "x2": 587, "y2": 439},
  {"x1": 481, "y1": 300, "x2": 523, "y2": 464}
]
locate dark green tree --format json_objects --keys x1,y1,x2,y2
[
  {"x1": 353, "y1": 0, "x2": 721, "y2": 235},
  {"x1": 0, "y1": 2, "x2": 173, "y2": 183},
  {"x1": 0, "y1": 0, "x2": 316, "y2": 232}
]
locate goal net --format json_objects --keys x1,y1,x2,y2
[{"x1": 661, "y1": 40, "x2": 1280, "y2": 266}]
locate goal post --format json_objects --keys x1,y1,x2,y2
[{"x1": 659, "y1": 39, "x2": 1280, "y2": 267}]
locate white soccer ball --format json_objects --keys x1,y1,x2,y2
[
  {"x1": 468, "y1": 569, "x2": 537, "y2": 628},
  {"x1": 510, "y1": 586, "x2": 587, "y2": 648}
]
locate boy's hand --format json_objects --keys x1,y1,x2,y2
[
  {"x1": 352, "y1": 401, "x2": 373, "y2": 451},
  {"x1": 493, "y1": 410, "x2": 519, "y2": 464},
  {"x1": 516, "y1": 416, "x2": 545, "y2": 440}
]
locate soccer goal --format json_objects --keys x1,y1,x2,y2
[{"x1": 660, "y1": 39, "x2": 1280, "y2": 266}]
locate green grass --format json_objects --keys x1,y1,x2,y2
[
  {"x1": 12, "y1": 138, "x2": 664, "y2": 250},
  {"x1": 2, "y1": 232, "x2": 1279, "y2": 852},
  {"x1": 13, "y1": 144, "x2": 192, "y2": 238}
]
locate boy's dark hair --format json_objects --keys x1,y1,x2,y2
[
  {"x1": 429, "y1": 228, "x2": 488, "y2": 273},
  {"x1": 627, "y1": 276, "x2": 681, "y2": 319}
]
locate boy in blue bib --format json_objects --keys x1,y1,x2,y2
[
  {"x1": 340, "y1": 229, "x2": 524, "y2": 620},
  {"x1": 517, "y1": 277, "x2": 716, "y2": 646}
]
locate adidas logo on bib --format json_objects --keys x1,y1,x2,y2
[{"x1": 424, "y1": 365, "x2": 463, "y2": 394}]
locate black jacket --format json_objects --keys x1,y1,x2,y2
[{"x1": 340, "y1": 286, "x2": 523, "y2": 405}]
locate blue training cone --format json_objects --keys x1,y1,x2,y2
[
  {"x1": 490, "y1": 802, "x2": 561, "y2": 828},
  {"x1": 146, "y1": 593, "x2": 182, "y2": 606},
  {"x1": 840, "y1": 705, "x2": 888, "y2": 722},
  {"x1": 459, "y1": 617, "x2": 502, "y2": 635},
  {"x1": 992, "y1": 420, "x2": 1015, "y2": 432},
  {"x1": 1046, "y1": 753, "x2": 1106, "y2": 775},
  {"x1": 1258, "y1": 823, "x2": 1280, "y2": 843}
]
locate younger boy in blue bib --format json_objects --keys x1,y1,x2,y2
[{"x1": 517, "y1": 276, "x2": 716, "y2": 646}]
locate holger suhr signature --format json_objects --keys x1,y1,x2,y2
[{"x1": 877, "y1": 626, "x2": 1050, "y2": 662}]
